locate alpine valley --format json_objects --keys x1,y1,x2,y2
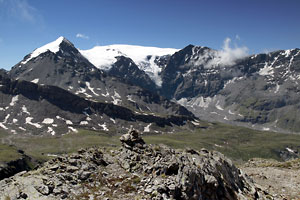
[{"x1": 1, "y1": 37, "x2": 300, "y2": 199}]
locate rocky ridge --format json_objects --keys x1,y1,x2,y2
[
  {"x1": 0, "y1": 149, "x2": 32, "y2": 180},
  {"x1": 0, "y1": 129, "x2": 270, "y2": 199}
]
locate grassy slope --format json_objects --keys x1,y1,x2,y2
[
  {"x1": 144, "y1": 123, "x2": 300, "y2": 162},
  {"x1": 0, "y1": 130, "x2": 22, "y2": 162},
  {"x1": 0, "y1": 122, "x2": 300, "y2": 163},
  {"x1": 0, "y1": 144, "x2": 21, "y2": 163},
  {"x1": 8, "y1": 130, "x2": 120, "y2": 162}
]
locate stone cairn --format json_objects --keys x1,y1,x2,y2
[{"x1": 119, "y1": 127, "x2": 145, "y2": 150}]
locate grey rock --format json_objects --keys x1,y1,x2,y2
[
  {"x1": 120, "y1": 127, "x2": 145, "y2": 149},
  {"x1": 35, "y1": 185, "x2": 50, "y2": 195},
  {"x1": 0, "y1": 134, "x2": 272, "y2": 199},
  {"x1": 66, "y1": 166, "x2": 79, "y2": 173},
  {"x1": 78, "y1": 171, "x2": 91, "y2": 180}
]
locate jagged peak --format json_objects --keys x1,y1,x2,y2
[
  {"x1": 21, "y1": 36, "x2": 74, "y2": 65},
  {"x1": 178, "y1": 44, "x2": 213, "y2": 55},
  {"x1": 248, "y1": 48, "x2": 300, "y2": 60}
]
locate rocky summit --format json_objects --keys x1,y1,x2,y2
[{"x1": 0, "y1": 129, "x2": 270, "y2": 200}]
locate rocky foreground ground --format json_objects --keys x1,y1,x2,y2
[
  {"x1": 241, "y1": 158, "x2": 300, "y2": 200},
  {"x1": 0, "y1": 129, "x2": 297, "y2": 199}
]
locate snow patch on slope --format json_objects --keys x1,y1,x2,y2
[
  {"x1": 25, "y1": 117, "x2": 42, "y2": 128},
  {"x1": 10, "y1": 95, "x2": 19, "y2": 106},
  {"x1": 111, "y1": 90, "x2": 122, "y2": 105},
  {"x1": 178, "y1": 96, "x2": 213, "y2": 109},
  {"x1": 47, "y1": 127, "x2": 55, "y2": 135},
  {"x1": 144, "y1": 123, "x2": 151, "y2": 132},
  {"x1": 259, "y1": 62, "x2": 274, "y2": 76},
  {"x1": 0, "y1": 123, "x2": 8, "y2": 130},
  {"x1": 42, "y1": 118, "x2": 54, "y2": 124},
  {"x1": 31, "y1": 78, "x2": 39, "y2": 84},
  {"x1": 22, "y1": 36, "x2": 65, "y2": 64},
  {"x1": 98, "y1": 123, "x2": 109, "y2": 131},
  {"x1": 22, "y1": 105, "x2": 30, "y2": 115},
  {"x1": 68, "y1": 126, "x2": 78, "y2": 133},
  {"x1": 86, "y1": 82, "x2": 99, "y2": 96}
]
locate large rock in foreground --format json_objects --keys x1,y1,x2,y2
[{"x1": 0, "y1": 130, "x2": 270, "y2": 199}]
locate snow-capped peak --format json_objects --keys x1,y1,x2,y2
[
  {"x1": 80, "y1": 44, "x2": 179, "y2": 86},
  {"x1": 21, "y1": 36, "x2": 67, "y2": 64}
]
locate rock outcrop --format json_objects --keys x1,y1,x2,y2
[
  {"x1": 242, "y1": 158, "x2": 300, "y2": 199},
  {"x1": 0, "y1": 130, "x2": 270, "y2": 199},
  {"x1": 120, "y1": 127, "x2": 146, "y2": 149},
  {"x1": 0, "y1": 150, "x2": 32, "y2": 181}
]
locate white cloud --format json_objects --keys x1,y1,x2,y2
[
  {"x1": 0, "y1": 0, "x2": 38, "y2": 22},
  {"x1": 206, "y1": 37, "x2": 248, "y2": 68},
  {"x1": 76, "y1": 33, "x2": 89, "y2": 40},
  {"x1": 15, "y1": 0, "x2": 35, "y2": 22}
]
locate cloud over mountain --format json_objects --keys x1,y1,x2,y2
[
  {"x1": 76, "y1": 33, "x2": 89, "y2": 39},
  {"x1": 208, "y1": 37, "x2": 249, "y2": 68}
]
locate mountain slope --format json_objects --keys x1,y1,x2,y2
[
  {"x1": 5, "y1": 37, "x2": 300, "y2": 133},
  {"x1": 0, "y1": 73, "x2": 195, "y2": 135},
  {"x1": 8, "y1": 37, "x2": 194, "y2": 119},
  {"x1": 162, "y1": 45, "x2": 300, "y2": 133},
  {"x1": 107, "y1": 56, "x2": 157, "y2": 92}
]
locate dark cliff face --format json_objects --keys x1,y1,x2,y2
[
  {"x1": 0, "y1": 149, "x2": 32, "y2": 181},
  {"x1": 160, "y1": 45, "x2": 195, "y2": 99},
  {"x1": 108, "y1": 56, "x2": 157, "y2": 93},
  {"x1": 160, "y1": 45, "x2": 225, "y2": 99}
]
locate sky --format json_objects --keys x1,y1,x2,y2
[{"x1": 0, "y1": 0, "x2": 300, "y2": 70}]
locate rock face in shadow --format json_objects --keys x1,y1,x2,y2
[
  {"x1": 0, "y1": 150, "x2": 32, "y2": 181},
  {"x1": 0, "y1": 131, "x2": 270, "y2": 199},
  {"x1": 108, "y1": 56, "x2": 158, "y2": 93}
]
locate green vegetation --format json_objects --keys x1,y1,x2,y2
[
  {"x1": 143, "y1": 123, "x2": 300, "y2": 162},
  {"x1": 245, "y1": 158, "x2": 300, "y2": 169},
  {"x1": 0, "y1": 144, "x2": 21, "y2": 162},
  {"x1": 8, "y1": 129, "x2": 120, "y2": 162},
  {"x1": 277, "y1": 109, "x2": 300, "y2": 132},
  {"x1": 1, "y1": 122, "x2": 300, "y2": 164}
]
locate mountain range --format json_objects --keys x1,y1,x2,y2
[{"x1": 1, "y1": 36, "x2": 300, "y2": 135}]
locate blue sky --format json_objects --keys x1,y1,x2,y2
[{"x1": 0, "y1": 0, "x2": 300, "y2": 70}]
